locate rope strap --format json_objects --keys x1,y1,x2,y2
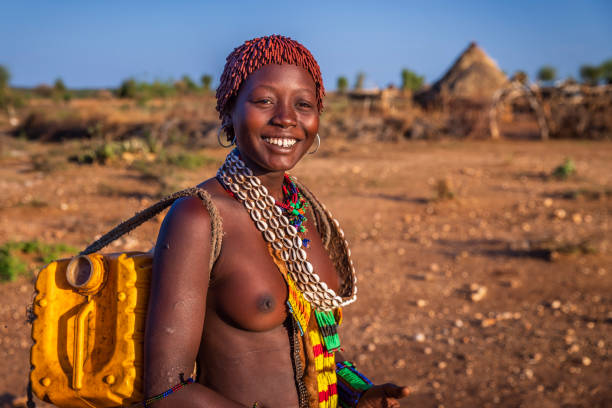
[{"x1": 80, "y1": 187, "x2": 223, "y2": 271}]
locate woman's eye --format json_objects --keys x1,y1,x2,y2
[
  {"x1": 254, "y1": 98, "x2": 272, "y2": 105},
  {"x1": 297, "y1": 101, "x2": 313, "y2": 109}
]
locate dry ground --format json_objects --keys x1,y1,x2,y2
[{"x1": 0, "y1": 137, "x2": 610, "y2": 407}]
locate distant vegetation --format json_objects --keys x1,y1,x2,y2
[
  {"x1": 511, "y1": 70, "x2": 528, "y2": 84},
  {"x1": 537, "y1": 65, "x2": 557, "y2": 84},
  {"x1": 354, "y1": 72, "x2": 366, "y2": 91},
  {"x1": 552, "y1": 158, "x2": 576, "y2": 180},
  {"x1": 401, "y1": 68, "x2": 425, "y2": 92},
  {"x1": 337, "y1": 76, "x2": 348, "y2": 93},
  {"x1": 116, "y1": 73, "x2": 214, "y2": 101},
  {"x1": 201, "y1": 74, "x2": 212, "y2": 91},
  {"x1": 0, "y1": 240, "x2": 77, "y2": 282}
]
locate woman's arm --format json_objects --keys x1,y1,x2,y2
[{"x1": 144, "y1": 196, "x2": 244, "y2": 407}]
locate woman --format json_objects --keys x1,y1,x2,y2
[{"x1": 144, "y1": 35, "x2": 409, "y2": 408}]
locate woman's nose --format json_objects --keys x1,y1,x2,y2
[{"x1": 271, "y1": 102, "x2": 297, "y2": 128}]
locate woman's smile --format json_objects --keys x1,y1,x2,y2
[{"x1": 262, "y1": 137, "x2": 298, "y2": 148}]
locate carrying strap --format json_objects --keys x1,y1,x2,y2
[{"x1": 80, "y1": 187, "x2": 223, "y2": 271}]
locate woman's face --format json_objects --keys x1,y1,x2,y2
[{"x1": 230, "y1": 63, "x2": 319, "y2": 174}]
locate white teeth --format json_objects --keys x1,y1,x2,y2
[{"x1": 264, "y1": 138, "x2": 296, "y2": 147}]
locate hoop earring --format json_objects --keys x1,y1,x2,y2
[
  {"x1": 308, "y1": 134, "x2": 320, "y2": 155},
  {"x1": 217, "y1": 126, "x2": 236, "y2": 148}
]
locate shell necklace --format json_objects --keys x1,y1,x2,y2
[{"x1": 216, "y1": 149, "x2": 357, "y2": 311}]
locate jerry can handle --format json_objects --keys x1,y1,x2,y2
[{"x1": 72, "y1": 299, "x2": 94, "y2": 390}]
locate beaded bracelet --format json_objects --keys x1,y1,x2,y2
[
  {"x1": 135, "y1": 376, "x2": 194, "y2": 407},
  {"x1": 336, "y1": 361, "x2": 373, "y2": 408}
]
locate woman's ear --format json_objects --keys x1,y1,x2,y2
[{"x1": 220, "y1": 115, "x2": 234, "y2": 142}]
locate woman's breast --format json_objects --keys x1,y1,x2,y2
[{"x1": 208, "y1": 231, "x2": 290, "y2": 332}]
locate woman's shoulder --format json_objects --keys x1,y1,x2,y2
[{"x1": 162, "y1": 178, "x2": 229, "y2": 232}]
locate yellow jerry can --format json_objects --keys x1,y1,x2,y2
[
  {"x1": 31, "y1": 252, "x2": 152, "y2": 407},
  {"x1": 29, "y1": 187, "x2": 221, "y2": 407}
]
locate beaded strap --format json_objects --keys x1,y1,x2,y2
[
  {"x1": 336, "y1": 361, "x2": 373, "y2": 408},
  {"x1": 133, "y1": 377, "x2": 194, "y2": 407}
]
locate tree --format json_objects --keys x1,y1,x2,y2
[
  {"x1": 579, "y1": 65, "x2": 601, "y2": 85},
  {"x1": 181, "y1": 75, "x2": 198, "y2": 92},
  {"x1": 354, "y1": 72, "x2": 365, "y2": 91},
  {"x1": 336, "y1": 76, "x2": 348, "y2": 93},
  {"x1": 118, "y1": 78, "x2": 137, "y2": 98},
  {"x1": 511, "y1": 70, "x2": 529, "y2": 85},
  {"x1": 201, "y1": 74, "x2": 212, "y2": 91},
  {"x1": 0, "y1": 65, "x2": 9, "y2": 89},
  {"x1": 537, "y1": 65, "x2": 556, "y2": 84},
  {"x1": 600, "y1": 58, "x2": 612, "y2": 84},
  {"x1": 54, "y1": 78, "x2": 67, "y2": 93},
  {"x1": 0, "y1": 65, "x2": 10, "y2": 109},
  {"x1": 400, "y1": 68, "x2": 424, "y2": 92}
]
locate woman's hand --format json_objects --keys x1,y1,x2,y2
[{"x1": 356, "y1": 383, "x2": 410, "y2": 408}]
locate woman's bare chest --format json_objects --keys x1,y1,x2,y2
[{"x1": 208, "y1": 205, "x2": 338, "y2": 332}]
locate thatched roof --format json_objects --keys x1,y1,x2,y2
[{"x1": 420, "y1": 42, "x2": 508, "y2": 103}]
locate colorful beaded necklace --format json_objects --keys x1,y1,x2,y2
[{"x1": 277, "y1": 173, "x2": 311, "y2": 248}]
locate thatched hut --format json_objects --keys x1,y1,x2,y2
[{"x1": 416, "y1": 42, "x2": 508, "y2": 107}]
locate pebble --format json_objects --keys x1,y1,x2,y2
[
  {"x1": 437, "y1": 361, "x2": 447, "y2": 369},
  {"x1": 550, "y1": 300, "x2": 562, "y2": 309},
  {"x1": 455, "y1": 319, "x2": 464, "y2": 328},
  {"x1": 414, "y1": 333, "x2": 426, "y2": 342},
  {"x1": 524, "y1": 368, "x2": 534, "y2": 379},
  {"x1": 554, "y1": 209, "x2": 567, "y2": 219},
  {"x1": 424, "y1": 347, "x2": 433, "y2": 355},
  {"x1": 416, "y1": 299, "x2": 427, "y2": 308},
  {"x1": 393, "y1": 359, "x2": 406, "y2": 369},
  {"x1": 481, "y1": 318, "x2": 497, "y2": 328},
  {"x1": 582, "y1": 356, "x2": 592, "y2": 366},
  {"x1": 367, "y1": 343, "x2": 376, "y2": 352},
  {"x1": 470, "y1": 285, "x2": 487, "y2": 302}
]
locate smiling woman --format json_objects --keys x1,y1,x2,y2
[{"x1": 144, "y1": 34, "x2": 409, "y2": 408}]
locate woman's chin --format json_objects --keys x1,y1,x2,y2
[{"x1": 240, "y1": 145, "x2": 306, "y2": 174}]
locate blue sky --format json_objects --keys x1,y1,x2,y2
[{"x1": 1, "y1": 0, "x2": 611, "y2": 89}]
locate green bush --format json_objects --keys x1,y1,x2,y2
[
  {"x1": 201, "y1": 74, "x2": 212, "y2": 91},
  {"x1": 600, "y1": 58, "x2": 612, "y2": 84},
  {"x1": 579, "y1": 65, "x2": 601, "y2": 85},
  {"x1": 0, "y1": 240, "x2": 77, "y2": 282},
  {"x1": 337, "y1": 76, "x2": 348, "y2": 93},
  {"x1": 401, "y1": 68, "x2": 425, "y2": 92},
  {"x1": 0, "y1": 245, "x2": 27, "y2": 282},
  {"x1": 0, "y1": 65, "x2": 9, "y2": 89},
  {"x1": 118, "y1": 78, "x2": 138, "y2": 98},
  {"x1": 537, "y1": 66, "x2": 556, "y2": 83},
  {"x1": 354, "y1": 72, "x2": 366, "y2": 91},
  {"x1": 552, "y1": 158, "x2": 576, "y2": 180}
]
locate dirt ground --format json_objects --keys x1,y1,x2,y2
[{"x1": 0, "y1": 137, "x2": 610, "y2": 407}]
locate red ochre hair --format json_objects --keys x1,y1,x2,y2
[{"x1": 216, "y1": 34, "x2": 325, "y2": 140}]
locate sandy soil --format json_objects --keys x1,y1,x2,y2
[{"x1": 0, "y1": 138, "x2": 610, "y2": 407}]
